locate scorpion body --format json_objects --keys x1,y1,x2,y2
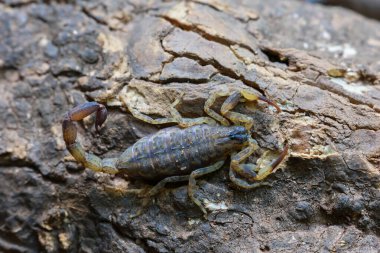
[
  {"x1": 117, "y1": 125, "x2": 248, "y2": 180},
  {"x1": 62, "y1": 89, "x2": 288, "y2": 216}
]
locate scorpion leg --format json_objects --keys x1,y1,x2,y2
[
  {"x1": 204, "y1": 90, "x2": 231, "y2": 126},
  {"x1": 62, "y1": 102, "x2": 119, "y2": 174},
  {"x1": 144, "y1": 175, "x2": 190, "y2": 197},
  {"x1": 120, "y1": 92, "x2": 216, "y2": 127},
  {"x1": 119, "y1": 92, "x2": 177, "y2": 124},
  {"x1": 229, "y1": 139, "x2": 289, "y2": 189},
  {"x1": 131, "y1": 160, "x2": 223, "y2": 217},
  {"x1": 220, "y1": 91, "x2": 254, "y2": 130},
  {"x1": 122, "y1": 175, "x2": 191, "y2": 219},
  {"x1": 124, "y1": 175, "x2": 192, "y2": 218},
  {"x1": 205, "y1": 89, "x2": 281, "y2": 129},
  {"x1": 126, "y1": 104, "x2": 178, "y2": 125},
  {"x1": 169, "y1": 93, "x2": 218, "y2": 127},
  {"x1": 229, "y1": 169, "x2": 271, "y2": 189},
  {"x1": 221, "y1": 89, "x2": 282, "y2": 130},
  {"x1": 188, "y1": 161, "x2": 225, "y2": 215}
]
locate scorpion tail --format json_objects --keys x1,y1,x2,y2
[{"x1": 62, "y1": 102, "x2": 118, "y2": 174}]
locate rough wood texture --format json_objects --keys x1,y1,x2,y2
[{"x1": 0, "y1": 0, "x2": 379, "y2": 252}]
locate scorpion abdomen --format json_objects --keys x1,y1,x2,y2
[{"x1": 116, "y1": 125, "x2": 248, "y2": 180}]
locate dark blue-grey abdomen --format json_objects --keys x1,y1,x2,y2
[{"x1": 116, "y1": 125, "x2": 248, "y2": 180}]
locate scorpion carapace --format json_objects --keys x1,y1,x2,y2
[{"x1": 62, "y1": 88, "x2": 288, "y2": 216}]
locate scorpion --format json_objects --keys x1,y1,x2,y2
[{"x1": 62, "y1": 88, "x2": 288, "y2": 215}]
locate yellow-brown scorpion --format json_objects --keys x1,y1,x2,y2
[{"x1": 62, "y1": 89, "x2": 288, "y2": 215}]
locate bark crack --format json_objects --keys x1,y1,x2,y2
[
  {"x1": 159, "y1": 30, "x2": 265, "y2": 94},
  {"x1": 81, "y1": 7, "x2": 109, "y2": 26},
  {"x1": 159, "y1": 15, "x2": 256, "y2": 55},
  {"x1": 314, "y1": 77, "x2": 379, "y2": 112},
  {"x1": 191, "y1": 0, "x2": 257, "y2": 23}
]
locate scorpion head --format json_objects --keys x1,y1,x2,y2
[
  {"x1": 216, "y1": 126, "x2": 249, "y2": 148},
  {"x1": 228, "y1": 126, "x2": 249, "y2": 144}
]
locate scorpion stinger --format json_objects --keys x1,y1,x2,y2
[{"x1": 62, "y1": 101, "x2": 119, "y2": 174}]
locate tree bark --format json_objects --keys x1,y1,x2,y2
[{"x1": 0, "y1": 0, "x2": 379, "y2": 252}]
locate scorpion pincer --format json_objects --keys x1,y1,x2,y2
[{"x1": 62, "y1": 89, "x2": 288, "y2": 216}]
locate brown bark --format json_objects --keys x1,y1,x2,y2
[{"x1": 0, "y1": 0, "x2": 379, "y2": 252}]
